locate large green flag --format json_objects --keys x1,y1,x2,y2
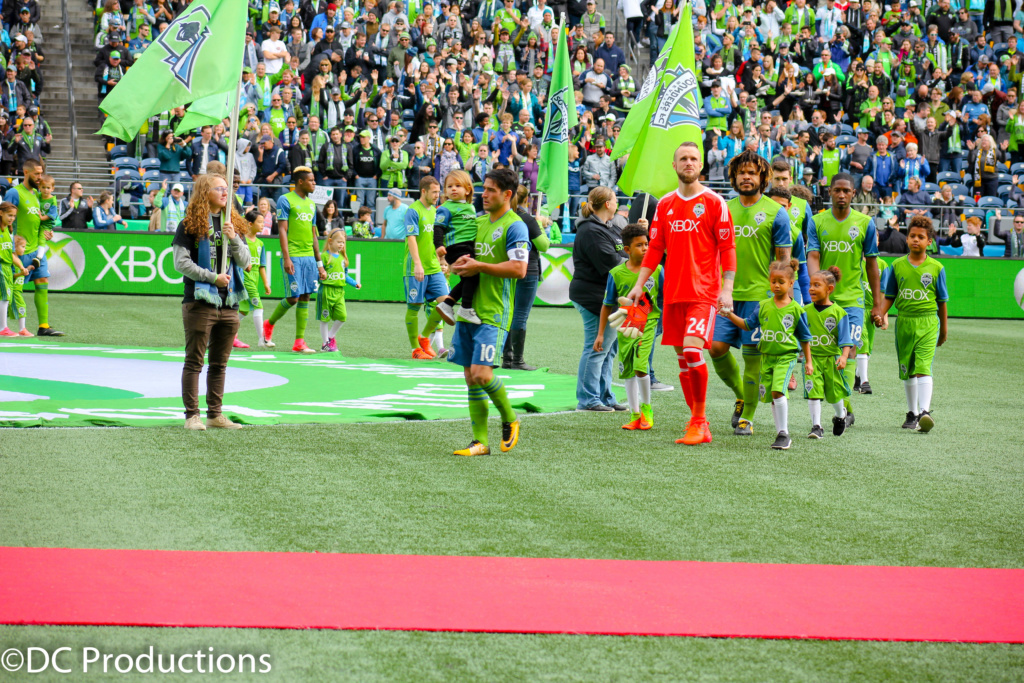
[
  {"x1": 537, "y1": 23, "x2": 578, "y2": 209},
  {"x1": 98, "y1": 0, "x2": 247, "y2": 141},
  {"x1": 609, "y1": 21, "x2": 680, "y2": 162},
  {"x1": 175, "y1": 90, "x2": 235, "y2": 136},
  {"x1": 615, "y1": 2, "x2": 704, "y2": 199}
]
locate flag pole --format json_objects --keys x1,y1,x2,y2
[{"x1": 220, "y1": 70, "x2": 244, "y2": 275}]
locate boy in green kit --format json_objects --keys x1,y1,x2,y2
[
  {"x1": 881, "y1": 216, "x2": 948, "y2": 433},
  {"x1": 596, "y1": 223, "x2": 664, "y2": 431},
  {"x1": 803, "y1": 266, "x2": 855, "y2": 439}
]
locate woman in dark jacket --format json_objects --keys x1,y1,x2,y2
[
  {"x1": 502, "y1": 184, "x2": 550, "y2": 371},
  {"x1": 157, "y1": 130, "x2": 191, "y2": 183},
  {"x1": 570, "y1": 186, "x2": 625, "y2": 412}
]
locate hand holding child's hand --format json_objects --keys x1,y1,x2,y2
[
  {"x1": 836, "y1": 357, "x2": 847, "y2": 370},
  {"x1": 804, "y1": 359, "x2": 814, "y2": 376}
]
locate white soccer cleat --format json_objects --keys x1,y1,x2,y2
[
  {"x1": 457, "y1": 306, "x2": 482, "y2": 324},
  {"x1": 436, "y1": 301, "x2": 456, "y2": 325}
]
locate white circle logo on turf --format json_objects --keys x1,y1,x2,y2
[
  {"x1": 45, "y1": 232, "x2": 85, "y2": 291},
  {"x1": 537, "y1": 248, "x2": 574, "y2": 305},
  {"x1": 1014, "y1": 268, "x2": 1024, "y2": 311}
]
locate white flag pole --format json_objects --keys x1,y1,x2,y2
[{"x1": 220, "y1": 71, "x2": 245, "y2": 275}]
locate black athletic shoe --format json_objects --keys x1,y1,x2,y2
[
  {"x1": 731, "y1": 399, "x2": 744, "y2": 428},
  {"x1": 917, "y1": 410, "x2": 934, "y2": 433},
  {"x1": 734, "y1": 419, "x2": 753, "y2": 436},
  {"x1": 578, "y1": 404, "x2": 614, "y2": 412},
  {"x1": 853, "y1": 375, "x2": 862, "y2": 392},
  {"x1": 845, "y1": 412, "x2": 855, "y2": 428},
  {"x1": 37, "y1": 326, "x2": 65, "y2": 337},
  {"x1": 902, "y1": 411, "x2": 919, "y2": 430},
  {"x1": 808, "y1": 425, "x2": 825, "y2": 439},
  {"x1": 610, "y1": 403, "x2": 629, "y2": 412},
  {"x1": 832, "y1": 415, "x2": 847, "y2": 436},
  {"x1": 859, "y1": 380, "x2": 873, "y2": 395},
  {"x1": 771, "y1": 431, "x2": 792, "y2": 450}
]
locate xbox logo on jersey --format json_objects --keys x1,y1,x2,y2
[
  {"x1": 44, "y1": 232, "x2": 86, "y2": 291},
  {"x1": 536, "y1": 247, "x2": 574, "y2": 305}
]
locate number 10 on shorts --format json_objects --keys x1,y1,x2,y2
[{"x1": 479, "y1": 344, "x2": 496, "y2": 364}]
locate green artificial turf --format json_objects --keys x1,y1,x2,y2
[{"x1": 1, "y1": 294, "x2": 1022, "y2": 681}]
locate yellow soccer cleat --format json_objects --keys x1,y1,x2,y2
[
  {"x1": 454, "y1": 440, "x2": 491, "y2": 456},
  {"x1": 639, "y1": 403, "x2": 654, "y2": 430},
  {"x1": 500, "y1": 420, "x2": 520, "y2": 452}
]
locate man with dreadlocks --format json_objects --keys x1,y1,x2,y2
[
  {"x1": 710, "y1": 150, "x2": 792, "y2": 436},
  {"x1": 172, "y1": 173, "x2": 252, "y2": 431}
]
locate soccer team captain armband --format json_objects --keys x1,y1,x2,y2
[{"x1": 507, "y1": 241, "x2": 529, "y2": 262}]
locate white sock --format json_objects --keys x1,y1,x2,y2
[
  {"x1": 917, "y1": 376, "x2": 933, "y2": 412},
  {"x1": 624, "y1": 377, "x2": 640, "y2": 413},
  {"x1": 431, "y1": 328, "x2": 444, "y2": 350},
  {"x1": 832, "y1": 401, "x2": 847, "y2": 419},
  {"x1": 856, "y1": 355, "x2": 869, "y2": 382},
  {"x1": 330, "y1": 320, "x2": 344, "y2": 339},
  {"x1": 904, "y1": 378, "x2": 919, "y2": 414},
  {"x1": 17, "y1": 317, "x2": 26, "y2": 331},
  {"x1": 0, "y1": 300, "x2": 8, "y2": 327},
  {"x1": 637, "y1": 374, "x2": 651, "y2": 405},
  {"x1": 320, "y1": 321, "x2": 330, "y2": 345},
  {"x1": 253, "y1": 309, "x2": 264, "y2": 342},
  {"x1": 809, "y1": 399, "x2": 822, "y2": 427},
  {"x1": 774, "y1": 396, "x2": 789, "y2": 434}
]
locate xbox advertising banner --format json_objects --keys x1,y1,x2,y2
[{"x1": 38, "y1": 231, "x2": 1024, "y2": 318}]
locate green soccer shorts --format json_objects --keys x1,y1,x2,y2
[
  {"x1": 861, "y1": 316, "x2": 876, "y2": 356},
  {"x1": 759, "y1": 352, "x2": 799, "y2": 402},
  {"x1": 12, "y1": 274, "x2": 25, "y2": 318},
  {"x1": 238, "y1": 278, "x2": 263, "y2": 314},
  {"x1": 316, "y1": 285, "x2": 348, "y2": 323},
  {"x1": 894, "y1": 314, "x2": 939, "y2": 380},
  {"x1": 617, "y1": 319, "x2": 657, "y2": 380},
  {"x1": 0, "y1": 263, "x2": 11, "y2": 303},
  {"x1": 805, "y1": 353, "x2": 852, "y2": 404}
]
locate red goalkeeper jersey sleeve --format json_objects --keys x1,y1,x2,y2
[{"x1": 641, "y1": 187, "x2": 736, "y2": 306}]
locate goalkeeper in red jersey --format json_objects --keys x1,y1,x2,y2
[{"x1": 625, "y1": 142, "x2": 737, "y2": 446}]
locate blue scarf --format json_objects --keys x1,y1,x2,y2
[{"x1": 194, "y1": 215, "x2": 248, "y2": 309}]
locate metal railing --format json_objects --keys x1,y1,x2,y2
[{"x1": 60, "y1": 0, "x2": 80, "y2": 176}]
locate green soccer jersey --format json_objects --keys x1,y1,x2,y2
[
  {"x1": 861, "y1": 257, "x2": 889, "y2": 309},
  {"x1": 803, "y1": 301, "x2": 853, "y2": 356},
  {"x1": 604, "y1": 263, "x2": 663, "y2": 322},
  {"x1": 404, "y1": 201, "x2": 441, "y2": 276},
  {"x1": 10, "y1": 185, "x2": 42, "y2": 253},
  {"x1": 321, "y1": 251, "x2": 357, "y2": 288},
  {"x1": 884, "y1": 255, "x2": 949, "y2": 317},
  {"x1": 436, "y1": 200, "x2": 478, "y2": 247},
  {"x1": 743, "y1": 298, "x2": 812, "y2": 356},
  {"x1": 244, "y1": 236, "x2": 268, "y2": 287},
  {"x1": 462, "y1": 209, "x2": 531, "y2": 330},
  {"x1": 38, "y1": 195, "x2": 58, "y2": 231},
  {"x1": 0, "y1": 225, "x2": 12, "y2": 267},
  {"x1": 809, "y1": 208, "x2": 878, "y2": 308},
  {"x1": 728, "y1": 195, "x2": 792, "y2": 301},
  {"x1": 277, "y1": 191, "x2": 317, "y2": 258}
]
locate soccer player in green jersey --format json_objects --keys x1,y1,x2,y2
[
  {"x1": 769, "y1": 160, "x2": 812, "y2": 305},
  {"x1": 711, "y1": 151, "x2": 792, "y2": 436},
  {"x1": 881, "y1": 216, "x2": 948, "y2": 433},
  {"x1": 264, "y1": 168, "x2": 327, "y2": 354},
  {"x1": 318, "y1": 228, "x2": 361, "y2": 352},
  {"x1": 237, "y1": 210, "x2": 273, "y2": 349},
  {"x1": 10, "y1": 234, "x2": 31, "y2": 335},
  {"x1": 447, "y1": 168, "x2": 530, "y2": 456},
  {"x1": 596, "y1": 223, "x2": 664, "y2": 431},
  {"x1": 855, "y1": 257, "x2": 891, "y2": 394},
  {"x1": 404, "y1": 176, "x2": 449, "y2": 359},
  {"x1": 720, "y1": 259, "x2": 813, "y2": 450},
  {"x1": 803, "y1": 266, "x2": 854, "y2": 439},
  {"x1": 0, "y1": 202, "x2": 15, "y2": 336},
  {"x1": 3, "y1": 160, "x2": 64, "y2": 336},
  {"x1": 807, "y1": 172, "x2": 882, "y2": 428}
]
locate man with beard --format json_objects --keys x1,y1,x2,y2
[
  {"x1": 4, "y1": 159, "x2": 62, "y2": 335},
  {"x1": 625, "y1": 142, "x2": 737, "y2": 446},
  {"x1": 708, "y1": 150, "x2": 791, "y2": 436}
]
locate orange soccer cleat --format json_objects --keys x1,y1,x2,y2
[{"x1": 675, "y1": 418, "x2": 713, "y2": 445}]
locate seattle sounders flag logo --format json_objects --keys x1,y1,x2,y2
[
  {"x1": 543, "y1": 87, "x2": 571, "y2": 144},
  {"x1": 649, "y1": 67, "x2": 701, "y2": 130},
  {"x1": 157, "y1": 4, "x2": 214, "y2": 92}
]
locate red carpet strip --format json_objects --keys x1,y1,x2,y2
[{"x1": 1, "y1": 547, "x2": 1022, "y2": 642}]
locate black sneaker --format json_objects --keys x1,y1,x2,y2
[
  {"x1": 577, "y1": 404, "x2": 614, "y2": 412},
  {"x1": 610, "y1": 403, "x2": 629, "y2": 412},
  {"x1": 917, "y1": 410, "x2": 934, "y2": 433},
  {"x1": 771, "y1": 431, "x2": 792, "y2": 450},
  {"x1": 845, "y1": 412, "x2": 855, "y2": 428},
  {"x1": 734, "y1": 418, "x2": 753, "y2": 436},
  {"x1": 808, "y1": 425, "x2": 825, "y2": 439},
  {"x1": 833, "y1": 414, "x2": 847, "y2": 436},
  {"x1": 37, "y1": 326, "x2": 65, "y2": 337},
  {"x1": 859, "y1": 380, "x2": 872, "y2": 394},
  {"x1": 731, "y1": 400, "x2": 744, "y2": 428},
  {"x1": 853, "y1": 375, "x2": 862, "y2": 392},
  {"x1": 902, "y1": 411, "x2": 919, "y2": 430}
]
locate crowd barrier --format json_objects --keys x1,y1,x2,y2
[{"x1": 37, "y1": 231, "x2": 1024, "y2": 319}]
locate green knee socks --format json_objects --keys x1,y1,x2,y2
[
  {"x1": 268, "y1": 299, "x2": 293, "y2": 325},
  {"x1": 711, "y1": 351, "x2": 743, "y2": 400},
  {"x1": 740, "y1": 349, "x2": 761, "y2": 421},
  {"x1": 34, "y1": 284, "x2": 48, "y2": 327},
  {"x1": 481, "y1": 377, "x2": 516, "y2": 422},
  {"x1": 406, "y1": 305, "x2": 422, "y2": 349},
  {"x1": 295, "y1": 301, "x2": 309, "y2": 340},
  {"x1": 421, "y1": 302, "x2": 442, "y2": 337},
  {"x1": 468, "y1": 385, "x2": 489, "y2": 445}
]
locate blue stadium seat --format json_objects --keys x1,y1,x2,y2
[
  {"x1": 962, "y1": 173, "x2": 973, "y2": 185},
  {"x1": 108, "y1": 144, "x2": 128, "y2": 160},
  {"x1": 142, "y1": 170, "x2": 162, "y2": 189},
  {"x1": 923, "y1": 182, "x2": 940, "y2": 194},
  {"x1": 937, "y1": 171, "x2": 960, "y2": 185},
  {"x1": 998, "y1": 184, "x2": 1013, "y2": 198},
  {"x1": 140, "y1": 158, "x2": 160, "y2": 171},
  {"x1": 1007, "y1": 198, "x2": 1020, "y2": 208},
  {"x1": 1010, "y1": 162, "x2": 1024, "y2": 176},
  {"x1": 835, "y1": 134, "x2": 856, "y2": 147},
  {"x1": 978, "y1": 196, "x2": 1003, "y2": 209},
  {"x1": 112, "y1": 157, "x2": 139, "y2": 172},
  {"x1": 997, "y1": 172, "x2": 1013, "y2": 184},
  {"x1": 960, "y1": 195, "x2": 977, "y2": 206},
  {"x1": 839, "y1": 124, "x2": 854, "y2": 136},
  {"x1": 179, "y1": 172, "x2": 193, "y2": 182},
  {"x1": 947, "y1": 183, "x2": 970, "y2": 197},
  {"x1": 963, "y1": 207, "x2": 986, "y2": 220},
  {"x1": 993, "y1": 42, "x2": 1009, "y2": 55}
]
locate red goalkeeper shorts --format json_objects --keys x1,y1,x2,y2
[{"x1": 662, "y1": 302, "x2": 716, "y2": 349}]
